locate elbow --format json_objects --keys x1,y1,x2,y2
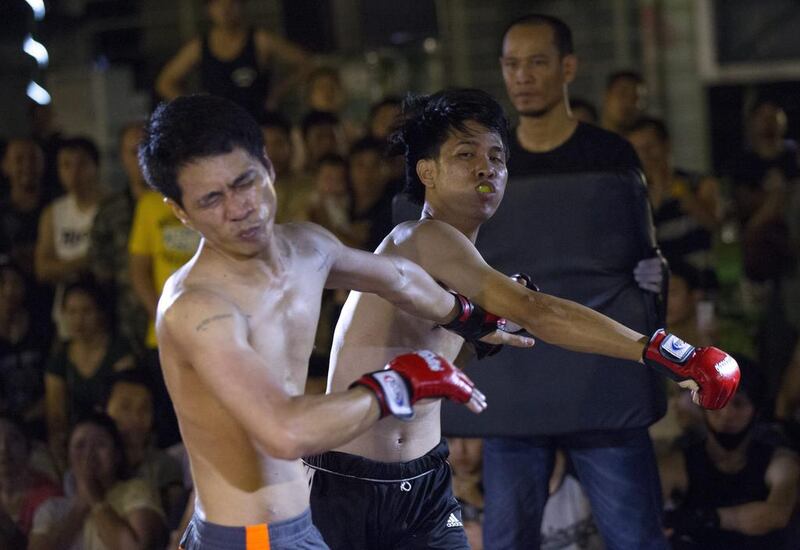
[{"x1": 256, "y1": 425, "x2": 307, "y2": 460}]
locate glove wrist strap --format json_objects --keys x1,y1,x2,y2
[{"x1": 353, "y1": 371, "x2": 414, "y2": 420}]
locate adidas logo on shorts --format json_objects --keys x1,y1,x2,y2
[{"x1": 446, "y1": 512, "x2": 463, "y2": 528}]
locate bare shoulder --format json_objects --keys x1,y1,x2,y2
[
  {"x1": 158, "y1": 268, "x2": 243, "y2": 349},
  {"x1": 390, "y1": 219, "x2": 462, "y2": 248},
  {"x1": 280, "y1": 221, "x2": 341, "y2": 252}
]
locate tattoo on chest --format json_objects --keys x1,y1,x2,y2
[{"x1": 195, "y1": 313, "x2": 234, "y2": 332}]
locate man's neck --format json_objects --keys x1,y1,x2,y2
[
  {"x1": 706, "y1": 437, "x2": 750, "y2": 472},
  {"x1": 203, "y1": 233, "x2": 287, "y2": 283},
  {"x1": 11, "y1": 188, "x2": 40, "y2": 212},
  {"x1": 420, "y1": 203, "x2": 480, "y2": 243},
  {"x1": 516, "y1": 103, "x2": 578, "y2": 154}
]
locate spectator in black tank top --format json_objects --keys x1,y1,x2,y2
[
  {"x1": 155, "y1": 0, "x2": 311, "y2": 116},
  {"x1": 659, "y1": 356, "x2": 799, "y2": 549}
]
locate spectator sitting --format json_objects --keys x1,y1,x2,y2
[
  {"x1": 34, "y1": 137, "x2": 103, "y2": 339},
  {"x1": 366, "y1": 97, "x2": 402, "y2": 141},
  {"x1": 627, "y1": 117, "x2": 722, "y2": 290},
  {"x1": 305, "y1": 67, "x2": 361, "y2": 143},
  {"x1": 0, "y1": 414, "x2": 61, "y2": 547},
  {"x1": 659, "y1": 356, "x2": 800, "y2": 549},
  {"x1": 104, "y1": 370, "x2": 184, "y2": 528},
  {"x1": 155, "y1": 0, "x2": 310, "y2": 116},
  {"x1": 301, "y1": 109, "x2": 345, "y2": 174},
  {"x1": 0, "y1": 138, "x2": 47, "y2": 277},
  {"x1": 28, "y1": 412, "x2": 165, "y2": 550},
  {"x1": 307, "y1": 154, "x2": 367, "y2": 248},
  {"x1": 448, "y1": 437, "x2": 484, "y2": 550},
  {"x1": 0, "y1": 260, "x2": 52, "y2": 438},
  {"x1": 258, "y1": 111, "x2": 312, "y2": 224},
  {"x1": 349, "y1": 137, "x2": 395, "y2": 251},
  {"x1": 88, "y1": 122, "x2": 149, "y2": 355},
  {"x1": 601, "y1": 70, "x2": 647, "y2": 135},
  {"x1": 730, "y1": 99, "x2": 799, "y2": 284},
  {"x1": 44, "y1": 280, "x2": 135, "y2": 469},
  {"x1": 367, "y1": 96, "x2": 405, "y2": 183}
]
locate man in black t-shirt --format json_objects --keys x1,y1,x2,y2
[{"x1": 475, "y1": 14, "x2": 669, "y2": 549}]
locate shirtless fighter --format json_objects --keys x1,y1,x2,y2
[
  {"x1": 138, "y1": 95, "x2": 526, "y2": 550},
  {"x1": 306, "y1": 89, "x2": 741, "y2": 549}
]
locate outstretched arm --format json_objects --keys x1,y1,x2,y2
[
  {"x1": 404, "y1": 220, "x2": 648, "y2": 361},
  {"x1": 320, "y1": 227, "x2": 459, "y2": 326}
]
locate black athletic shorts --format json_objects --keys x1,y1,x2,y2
[{"x1": 305, "y1": 439, "x2": 468, "y2": 550}]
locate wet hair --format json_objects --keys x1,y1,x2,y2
[
  {"x1": 139, "y1": 95, "x2": 268, "y2": 206},
  {"x1": 256, "y1": 111, "x2": 292, "y2": 136},
  {"x1": 70, "y1": 412, "x2": 129, "y2": 479},
  {"x1": 606, "y1": 70, "x2": 645, "y2": 91},
  {"x1": 500, "y1": 13, "x2": 574, "y2": 57},
  {"x1": 627, "y1": 116, "x2": 670, "y2": 142},
  {"x1": 301, "y1": 110, "x2": 340, "y2": 139},
  {"x1": 388, "y1": 88, "x2": 510, "y2": 205},
  {"x1": 58, "y1": 136, "x2": 100, "y2": 166}
]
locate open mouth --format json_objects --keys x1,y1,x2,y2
[{"x1": 476, "y1": 183, "x2": 496, "y2": 195}]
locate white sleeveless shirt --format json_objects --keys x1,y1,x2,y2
[{"x1": 51, "y1": 194, "x2": 98, "y2": 261}]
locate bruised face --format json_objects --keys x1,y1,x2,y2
[
  {"x1": 501, "y1": 24, "x2": 575, "y2": 118},
  {"x1": 420, "y1": 121, "x2": 507, "y2": 223},
  {"x1": 173, "y1": 148, "x2": 277, "y2": 259}
]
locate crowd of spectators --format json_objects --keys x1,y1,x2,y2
[{"x1": 1, "y1": 2, "x2": 799, "y2": 549}]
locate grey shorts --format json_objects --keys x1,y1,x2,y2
[{"x1": 179, "y1": 508, "x2": 329, "y2": 550}]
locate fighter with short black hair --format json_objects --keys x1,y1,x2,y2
[
  {"x1": 308, "y1": 88, "x2": 740, "y2": 549},
  {"x1": 139, "y1": 94, "x2": 522, "y2": 550}
]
